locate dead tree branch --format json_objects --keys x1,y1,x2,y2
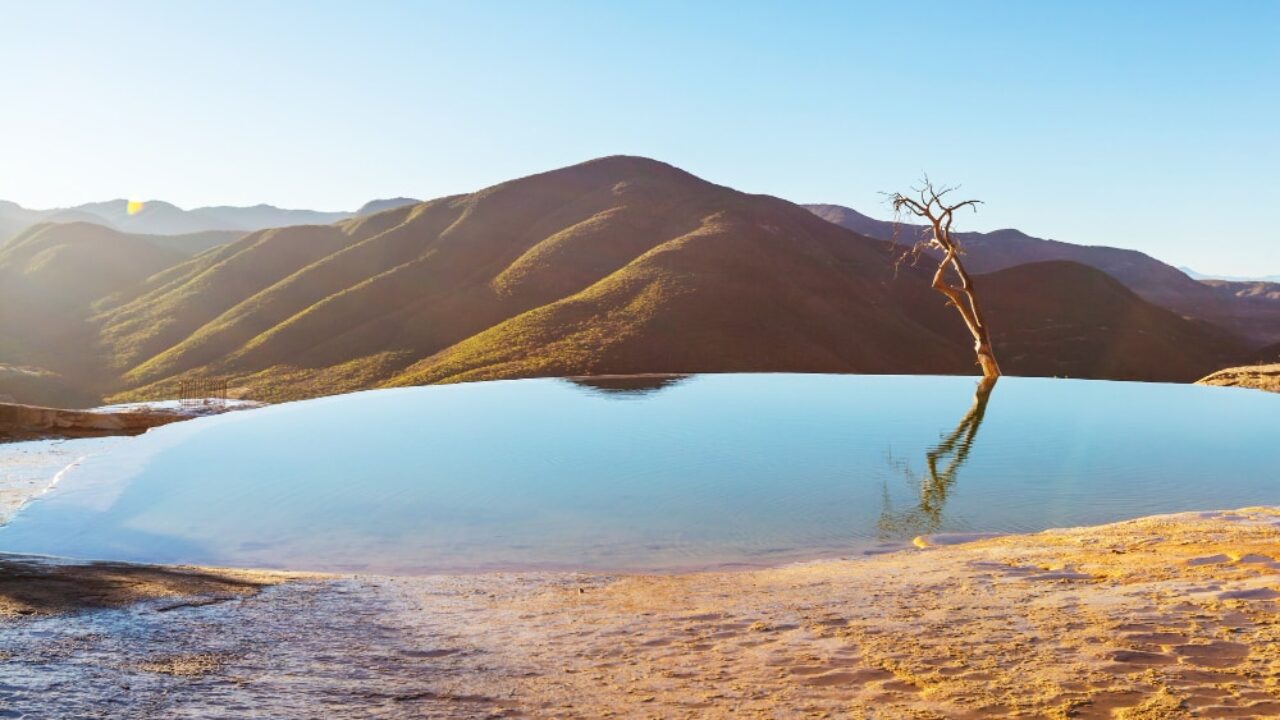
[{"x1": 889, "y1": 179, "x2": 1001, "y2": 378}]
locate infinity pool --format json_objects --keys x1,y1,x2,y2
[{"x1": 1, "y1": 374, "x2": 1277, "y2": 573}]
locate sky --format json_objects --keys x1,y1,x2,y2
[{"x1": 2, "y1": 1, "x2": 1277, "y2": 276}]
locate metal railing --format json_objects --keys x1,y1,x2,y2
[{"x1": 177, "y1": 378, "x2": 229, "y2": 407}]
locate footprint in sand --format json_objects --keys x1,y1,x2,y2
[
  {"x1": 1216, "y1": 587, "x2": 1280, "y2": 601},
  {"x1": 1122, "y1": 631, "x2": 1188, "y2": 645},
  {"x1": 1172, "y1": 641, "x2": 1249, "y2": 668},
  {"x1": 1230, "y1": 553, "x2": 1280, "y2": 569},
  {"x1": 1104, "y1": 649, "x2": 1175, "y2": 667},
  {"x1": 1188, "y1": 552, "x2": 1280, "y2": 570},
  {"x1": 1187, "y1": 554, "x2": 1233, "y2": 566},
  {"x1": 1022, "y1": 569, "x2": 1092, "y2": 582}
]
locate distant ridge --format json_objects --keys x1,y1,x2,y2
[
  {"x1": 1180, "y1": 266, "x2": 1280, "y2": 284},
  {"x1": 0, "y1": 196, "x2": 421, "y2": 243},
  {"x1": 807, "y1": 204, "x2": 1280, "y2": 346}
]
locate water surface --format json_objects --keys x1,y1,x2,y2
[{"x1": 1, "y1": 374, "x2": 1277, "y2": 573}]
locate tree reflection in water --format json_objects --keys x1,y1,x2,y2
[{"x1": 879, "y1": 376, "x2": 997, "y2": 537}]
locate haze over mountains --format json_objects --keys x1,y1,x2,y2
[
  {"x1": 0, "y1": 197, "x2": 421, "y2": 241},
  {"x1": 0, "y1": 157, "x2": 1272, "y2": 407},
  {"x1": 1180, "y1": 267, "x2": 1280, "y2": 284}
]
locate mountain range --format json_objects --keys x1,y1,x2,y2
[
  {"x1": 1180, "y1": 267, "x2": 1280, "y2": 284},
  {"x1": 0, "y1": 197, "x2": 420, "y2": 242},
  {"x1": 806, "y1": 204, "x2": 1280, "y2": 346},
  {"x1": 0, "y1": 157, "x2": 1271, "y2": 407}
]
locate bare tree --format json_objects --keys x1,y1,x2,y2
[{"x1": 890, "y1": 179, "x2": 1001, "y2": 378}]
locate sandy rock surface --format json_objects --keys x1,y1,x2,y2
[
  {"x1": 1197, "y1": 364, "x2": 1280, "y2": 394},
  {"x1": 3, "y1": 508, "x2": 1280, "y2": 717},
  {"x1": 0, "y1": 398, "x2": 262, "y2": 441}
]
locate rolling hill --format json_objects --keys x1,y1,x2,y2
[
  {"x1": 1204, "y1": 279, "x2": 1280, "y2": 302},
  {"x1": 356, "y1": 197, "x2": 420, "y2": 216},
  {"x1": 98, "y1": 156, "x2": 973, "y2": 401},
  {"x1": 0, "y1": 222, "x2": 215, "y2": 404},
  {"x1": 0, "y1": 201, "x2": 105, "y2": 243},
  {"x1": 0, "y1": 157, "x2": 1267, "y2": 406},
  {"x1": 807, "y1": 204, "x2": 1280, "y2": 347},
  {"x1": 980, "y1": 261, "x2": 1248, "y2": 381}
]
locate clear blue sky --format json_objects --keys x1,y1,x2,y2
[{"x1": 3, "y1": 1, "x2": 1276, "y2": 275}]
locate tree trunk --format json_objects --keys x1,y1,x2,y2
[
  {"x1": 932, "y1": 246, "x2": 1002, "y2": 379},
  {"x1": 891, "y1": 181, "x2": 1002, "y2": 379}
]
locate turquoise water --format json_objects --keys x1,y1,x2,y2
[{"x1": 1, "y1": 374, "x2": 1277, "y2": 573}]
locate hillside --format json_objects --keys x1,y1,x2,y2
[
  {"x1": 1204, "y1": 279, "x2": 1280, "y2": 302},
  {"x1": 0, "y1": 365, "x2": 100, "y2": 408},
  {"x1": 981, "y1": 261, "x2": 1250, "y2": 381},
  {"x1": 0, "y1": 203, "x2": 102, "y2": 242},
  {"x1": 0, "y1": 221, "x2": 239, "y2": 406},
  {"x1": 137, "y1": 229, "x2": 247, "y2": 256},
  {"x1": 0, "y1": 201, "x2": 41, "y2": 242},
  {"x1": 396, "y1": 257, "x2": 1247, "y2": 388},
  {"x1": 103, "y1": 157, "x2": 1252, "y2": 401},
  {"x1": 1250, "y1": 341, "x2": 1280, "y2": 364},
  {"x1": 0, "y1": 157, "x2": 1266, "y2": 406},
  {"x1": 0, "y1": 223, "x2": 195, "y2": 399},
  {"x1": 102, "y1": 156, "x2": 972, "y2": 401},
  {"x1": 807, "y1": 204, "x2": 1280, "y2": 346},
  {"x1": 0, "y1": 223, "x2": 188, "y2": 316}
]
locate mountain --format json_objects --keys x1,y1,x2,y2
[
  {"x1": 0, "y1": 202, "x2": 105, "y2": 242},
  {"x1": 981, "y1": 261, "x2": 1248, "y2": 382},
  {"x1": 0, "y1": 202, "x2": 110, "y2": 241},
  {"x1": 0, "y1": 201, "x2": 41, "y2": 241},
  {"x1": 0, "y1": 157, "x2": 1262, "y2": 406},
  {"x1": 95, "y1": 157, "x2": 1254, "y2": 401},
  {"x1": 98, "y1": 157, "x2": 972, "y2": 401},
  {"x1": 807, "y1": 204, "x2": 1280, "y2": 347}
]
